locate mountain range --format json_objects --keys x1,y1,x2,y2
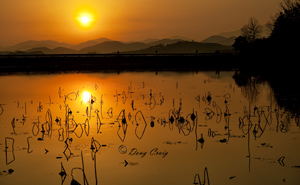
[
  {"x1": 0, "y1": 36, "x2": 235, "y2": 55},
  {"x1": 0, "y1": 25, "x2": 271, "y2": 55},
  {"x1": 121, "y1": 41, "x2": 233, "y2": 54},
  {"x1": 2, "y1": 27, "x2": 258, "y2": 54},
  {"x1": 79, "y1": 41, "x2": 149, "y2": 54},
  {"x1": 3, "y1": 40, "x2": 74, "y2": 51}
]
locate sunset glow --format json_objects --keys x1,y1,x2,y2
[
  {"x1": 0, "y1": 0, "x2": 299, "y2": 184},
  {"x1": 0, "y1": 0, "x2": 283, "y2": 46}
]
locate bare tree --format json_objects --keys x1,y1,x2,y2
[{"x1": 241, "y1": 17, "x2": 263, "y2": 42}]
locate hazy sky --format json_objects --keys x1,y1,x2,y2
[{"x1": 0, "y1": 0, "x2": 282, "y2": 47}]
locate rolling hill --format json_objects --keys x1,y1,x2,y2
[
  {"x1": 71, "y1": 38, "x2": 113, "y2": 50},
  {"x1": 2, "y1": 40, "x2": 234, "y2": 55},
  {"x1": 1, "y1": 34, "x2": 238, "y2": 54},
  {"x1": 140, "y1": 38, "x2": 160, "y2": 44},
  {"x1": 201, "y1": 35, "x2": 236, "y2": 46},
  {"x1": 26, "y1": 47, "x2": 78, "y2": 54},
  {"x1": 147, "y1": 39, "x2": 186, "y2": 46},
  {"x1": 122, "y1": 41, "x2": 234, "y2": 54},
  {"x1": 0, "y1": 38, "x2": 113, "y2": 52},
  {"x1": 3, "y1": 40, "x2": 73, "y2": 52},
  {"x1": 79, "y1": 41, "x2": 149, "y2": 54}
]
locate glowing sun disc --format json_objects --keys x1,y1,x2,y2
[
  {"x1": 73, "y1": 5, "x2": 98, "y2": 30},
  {"x1": 81, "y1": 16, "x2": 90, "y2": 23}
]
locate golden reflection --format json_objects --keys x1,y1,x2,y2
[
  {"x1": 0, "y1": 72, "x2": 299, "y2": 185},
  {"x1": 82, "y1": 91, "x2": 91, "y2": 103}
]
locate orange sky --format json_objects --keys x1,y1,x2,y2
[{"x1": 0, "y1": 0, "x2": 282, "y2": 47}]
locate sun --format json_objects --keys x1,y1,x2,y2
[
  {"x1": 81, "y1": 16, "x2": 90, "y2": 24},
  {"x1": 74, "y1": 5, "x2": 98, "y2": 30}
]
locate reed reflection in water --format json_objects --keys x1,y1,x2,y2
[{"x1": 0, "y1": 71, "x2": 299, "y2": 185}]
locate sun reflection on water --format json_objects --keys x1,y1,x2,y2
[
  {"x1": 82, "y1": 91, "x2": 91, "y2": 103},
  {"x1": 0, "y1": 72, "x2": 299, "y2": 185}
]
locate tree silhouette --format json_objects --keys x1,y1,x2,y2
[
  {"x1": 232, "y1": 36, "x2": 248, "y2": 53},
  {"x1": 269, "y1": 0, "x2": 300, "y2": 53},
  {"x1": 233, "y1": 0, "x2": 300, "y2": 56},
  {"x1": 233, "y1": 17, "x2": 263, "y2": 54},
  {"x1": 233, "y1": 0, "x2": 300, "y2": 118},
  {"x1": 241, "y1": 17, "x2": 263, "y2": 42}
]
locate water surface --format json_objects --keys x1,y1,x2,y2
[{"x1": 0, "y1": 71, "x2": 299, "y2": 185}]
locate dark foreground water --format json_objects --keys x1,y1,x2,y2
[{"x1": 0, "y1": 71, "x2": 299, "y2": 185}]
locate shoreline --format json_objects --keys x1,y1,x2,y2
[{"x1": 0, "y1": 53, "x2": 241, "y2": 74}]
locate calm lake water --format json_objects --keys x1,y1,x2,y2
[{"x1": 0, "y1": 71, "x2": 299, "y2": 185}]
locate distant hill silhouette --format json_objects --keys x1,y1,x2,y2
[
  {"x1": 0, "y1": 34, "x2": 237, "y2": 54},
  {"x1": 169, "y1": 35, "x2": 192, "y2": 41},
  {"x1": 52, "y1": 47, "x2": 78, "y2": 54},
  {"x1": 218, "y1": 37, "x2": 237, "y2": 45},
  {"x1": 4, "y1": 40, "x2": 73, "y2": 52},
  {"x1": 79, "y1": 41, "x2": 149, "y2": 54},
  {"x1": 147, "y1": 39, "x2": 186, "y2": 46},
  {"x1": 140, "y1": 38, "x2": 160, "y2": 43},
  {"x1": 0, "y1": 39, "x2": 112, "y2": 52},
  {"x1": 121, "y1": 41, "x2": 233, "y2": 54},
  {"x1": 218, "y1": 29, "x2": 241, "y2": 38},
  {"x1": 218, "y1": 25, "x2": 269, "y2": 38},
  {"x1": 71, "y1": 38, "x2": 113, "y2": 50},
  {"x1": 201, "y1": 35, "x2": 236, "y2": 46},
  {"x1": 139, "y1": 36, "x2": 191, "y2": 44},
  {"x1": 7, "y1": 50, "x2": 44, "y2": 55},
  {"x1": 0, "y1": 51, "x2": 10, "y2": 55},
  {"x1": 26, "y1": 47, "x2": 52, "y2": 54},
  {"x1": 26, "y1": 47, "x2": 78, "y2": 54}
]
